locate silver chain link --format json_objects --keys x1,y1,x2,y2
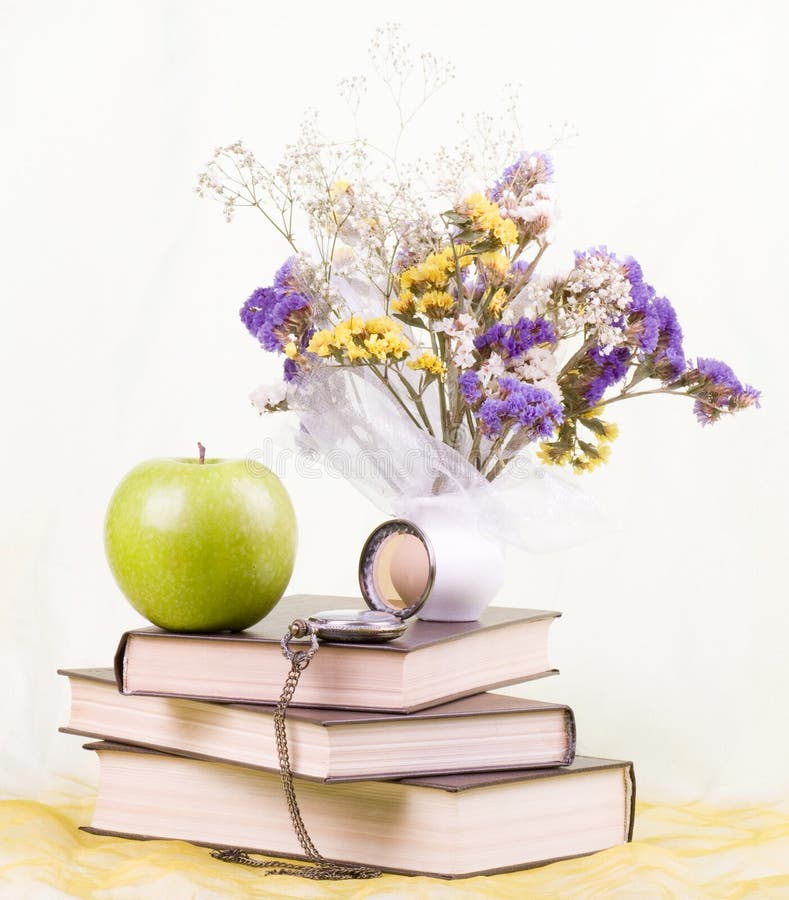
[{"x1": 210, "y1": 619, "x2": 382, "y2": 881}]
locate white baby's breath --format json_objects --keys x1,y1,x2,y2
[{"x1": 198, "y1": 25, "x2": 758, "y2": 484}]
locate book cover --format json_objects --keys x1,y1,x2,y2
[
  {"x1": 83, "y1": 741, "x2": 635, "y2": 878},
  {"x1": 114, "y1": 594, "x2": 561, "y2": 712},
  {"x1": 60, "y1": 667, "x2": 576, "y2": 780}
]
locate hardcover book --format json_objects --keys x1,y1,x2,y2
[
  {"x1": 60, "y1": 668, "x2": 576, "y2": 780},
  {"x1": 115, "y1": 594, "x2": 560, "y2": 712},
  {"x1": 84, "y1": 742, "x2": 635, "y2": 878}
]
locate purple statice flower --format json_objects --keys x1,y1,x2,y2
[
  {"x1": 240, "y1": 286, "x2": 280, "y2": 350},
  {"x1": 689, "y1": 358, "x2": 761, "y2": 425},
  {"x1": 586, "y1": 346, "x2": 631, "y2": 405},
  {"x1": 458, "y1": 370, "x2": 482, "y2": 405},
  {"x1": 621, "y1": 257, "x2": 685, "y2": 378},
  {"x1": 475, "y1": 316, "x2": 555, "y2": 360},
  {"x1": 477, "y1": 377, "x2": 564, "y2": 439},
  {"x1": 239, "y1": 257, "x2": 312, "y2": 354},
  {"x1": 283, "y1": 358, "x2": 299, "y2": 383},
  {"x1": 506, "y1": 258, "x2": 532, "y2": 288},
  {"x1": 273, "y1": 256, "x2": 299, "y2": 290},
  {"x1": 478, "y1": 397, "x2": 505, "y2": 436},
  {"x1": 300, "y1": 327, "x2": 316, "y2": 352},
  {"x1": 506, "y1": 317, "x2": 556, "y2": 357},
  {"x1": 509, "y1": 258, "x2": 531, "y2": 276},
  {"x1": 697, "y1": 358, "x2": 740, "y2": 384},
  {"x1": 652, "y1": 296, "x2": 685, "y2": 381},
  {"x1": 474, "y1": 322, "x2": 508, "y2": 353},
  {"x1": 573, "y1": 244, "x2": 620, "y2": 269},
  {"x1": 623, "y1": 257, "x2": 648, "y2": 304},
  {"x1": 240, "y1": 287, "x2": 310, "y2": 352},
  {"x1": 490, "y1": 152, "x2": 554, "y2": 202},
  {"x1": 624, "y1": 257, "x2": 659, "y2": 354}
]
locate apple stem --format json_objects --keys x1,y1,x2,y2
[{"x1": 197, "y1": 442, "x2": 206, "y2": 465}]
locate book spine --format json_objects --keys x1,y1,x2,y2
[
  {"x1": 626, "y1": 761, "x2": 636, "y2": 842},
  {"x1": 113, "y1": 632, "x2": 132, "y2": 693},
  {"x1": 564, "y1": 706, "x2": 577, "y2": 765}
]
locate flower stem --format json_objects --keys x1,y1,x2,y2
[
  {"x1": 468, "y1": 427, "x2": 483, "y2": 469},
  {"x1": 558, "y1": 337, "x2": 595, "y2": 381},
  {"x1": 368, "y1": 365, "x2": 425, "y2": 432},
  {"x1": 523, "y1": 240, "x2": 548, "y2": 282},
  {"x1": 435, "y1": 332, "x2": 450, "y2": 443},
  {"x1": 592, "y1": 386, "x2": 723, "y2": 414},
  {"x1": 595, "y1": 387, "x2": 691, "y2": 408},
  {"x1": 393, "y1": 369, "x2": 436, "y2": 437}
]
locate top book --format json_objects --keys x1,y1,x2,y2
[{"x1": 115, "y1": 594, "x2": 560, "y2": 712}]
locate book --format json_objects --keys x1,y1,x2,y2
[
  {"x1": 114, "y1": 594, "x2": 560, "y2": 712},
  {"x1": 83, "y1": 741, "x2": 635, "y2": 878},
  {"x1": 60, "y1": 668, "x2": 576, "y2": 781}
]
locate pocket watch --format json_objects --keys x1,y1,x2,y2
[{"x1": 306, "y1": 519, "x2": 434, "y2": 643}]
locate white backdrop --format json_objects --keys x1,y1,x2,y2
[{"x1": 1, "y1": 0, "x2": 787, "y2": 806}]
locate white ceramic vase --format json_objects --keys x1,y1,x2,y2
[{"x1": 399, "y1": 495, "x2": 506, "y2": 622}]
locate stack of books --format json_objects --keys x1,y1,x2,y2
[{"x1": 60, "y1": 594, "x2": 634, "y2": 878}]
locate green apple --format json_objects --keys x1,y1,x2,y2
[{"x1": 104, "y1": 446, "x2": 297, "y2": 632}]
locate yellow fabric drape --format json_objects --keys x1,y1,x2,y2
[{"x1": 1, "y1": 796, "x2": 788, "y2": 898}]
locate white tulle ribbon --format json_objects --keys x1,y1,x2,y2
[{"x1": 285, "y1": 365, "x2": 604, "y2": 552}]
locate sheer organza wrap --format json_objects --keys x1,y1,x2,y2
[{"x1": 287, "y1": 366, "x2": 603, "y2": 552}]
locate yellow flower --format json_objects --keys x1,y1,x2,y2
[
  {"x1": 537, "y1": 443, "x2": 570, "y2": 467},
  {"x1": 461, "y1": 193, "x2": 495, "y2": 226},
  {"x1": 284, "y1": 341, "x2": 299, "y2": 360},
  {"x1": 358, "y1": 317, "x2": 409, "y2": 361},
  {"x1": 478, "y1": 251, "x2": 511, "y2": 279},
  {"x1": 571, "y1": 444, "x2": 611, "y2": 473},
  {"x1": 399, "y1": 269, "x2": 415, "y2": 292},
  {"x1": 452, "y1": 244, "x2": 474, "y2": 267},
  {"x1": 362, "y1": 334, "x2": 384, "y2": 360},
  {"x1": 416, "y1": 290, "x2": 455, "y2": 319},
  {"x1": 308, "y1": 315, "x2": 409, "y2": 365},
  {"x1": 487, "y1": 288, "x2": 509, "y2": 317},
  {"x1": 432, "y1": 244, "x2": 473, "y2": 270},
  {"x1": 333, "y1": 316, "x2": 365, "y2": 347},
  {"x1": 400, "y1": 248, "x2": 456, "y2": 291},
  {"x1": 538, "y1": 433, "x2": 613, "y2": 473},
  {"x1": 392, "y1": 291, "x2": 415, "y2": 315},
  {"x1": 401, "y1": 260, "x2": 445, "y2": 291},
  {"x1": 364, "y1": 332, "x2": 409, "y2": 361},
  {"x1": 345, "y1": 341, "x2": 371, "y2": 362},
  {"x1": 495, "y1": 218, "x2": 518, "y2": 245},
  {"x1": 459, "y1": 193, "x2": 518, "y2": 246},
  {"x1": 398, "y1": 244, "x2": 473, "y2": 301},
  {"x1": 386, "y1": 334, "x2": 411, "y2": 359},
  {"x1": 599, "y1": 421, "x2": 619, "y2": 442},
  {"x1": 581, "y1": 408, "x2": 619, "y2": 443},
  {"x1": 306, "y1": 329, "x2": 336, "y2": 357},
  {"x1": 407, "y1": 352, "x2": 447, "y2": 380},
  {"x1": 365, "y1": 316, "x2": 401, "y2": 335}
]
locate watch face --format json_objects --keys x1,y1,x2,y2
[
  {"x1": 308, "y1": 609, "x2": 407, "y2": 643},
  {"x1": 358, "y1": 519, "x2": 435, "y2": 618}
]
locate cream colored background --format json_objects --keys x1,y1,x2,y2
[{"x1": 1, "y1": 0, "x2": 786, "y2": 806}]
